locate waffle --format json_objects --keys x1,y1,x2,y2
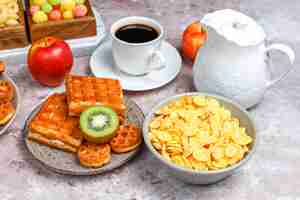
[
  {"x1": 110, "y1": 123, "x2": 141, "y2": 153},
  {"x1": 0, "y1": 100, "x2": 15, "y2": 125},
  {"x1": 78, "y1": 142, "x2": 111, "y2": 168},
  {"x1": 65, "y1": 75, "x2": 126, "y2": 117},
  {"x1": 118, "y1": 115, "x2": 125, "y2": 126},
  {"x1": 0, "y1": 61, "x2": 5, "y2": 73},
  {"x1": 28, "y1": 132, "x2": 78, "y2": 152},
  {"x1": 28, "y1": 93, "x2": 83, "y2": 153},
  {"x1": 0, "y1": 80, "x2": 14, "y2": 101}
]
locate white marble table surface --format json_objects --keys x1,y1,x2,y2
[{"x1": 0, "y1": 0, "x2": 300, "y2": 199}]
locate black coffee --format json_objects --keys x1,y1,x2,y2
[{"x1": 115, "y1": 24, "x2": 159, "y2": 43}]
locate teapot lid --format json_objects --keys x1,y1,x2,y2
[{"x1": 201, "y1": 9, "x2": 266, "y2": 46}]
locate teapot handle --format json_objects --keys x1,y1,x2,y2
[{"x1": 264, "y1": 43, "x2": 295, "y2": 88}]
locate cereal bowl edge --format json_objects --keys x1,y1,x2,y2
[{"x1": 142, "y1": 92, "x2": 257, "y2": 184}]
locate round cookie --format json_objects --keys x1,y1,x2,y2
[
  {"x1": 110, "y1": 123, "x2": 142, "y2": 153},
  {"x1": 0, "y1": 80, "x2": 14, "y2": 101},
  {"x1": 0, "y1": 100, "x2": 15, "y2": 125},
  {"x1": 78, "y1": 142, "x2": 111, "y2": 168}
]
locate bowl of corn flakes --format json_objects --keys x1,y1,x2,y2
[{"x1": 143, "y1": 92, "x2": 257, "y2": 184}]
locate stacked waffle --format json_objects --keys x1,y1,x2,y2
[
  {"x1": 0, "y1": 61, "x2": 15, "y2": 125},
  {"x1": 28, "y1": 75, "x2": 141, "y2": 168},
  {"x1": 65, "y1": 75, "x2": 126, "y2": 117},
  {"x1": 28, "y1": 93, "x2": 83, "y2": 153}
]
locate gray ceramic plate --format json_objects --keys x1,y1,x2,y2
[
  {"x1": 23, "y1": 96, "x2": 144, "y2": 175},
  {"x1": 0, "y1": 73, "x2": 20, "y2": 136}
]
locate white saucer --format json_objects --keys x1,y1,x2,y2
[{"x1": 89, "y1": 39, "x2": 182, "y2": 91}]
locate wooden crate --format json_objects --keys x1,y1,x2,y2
[
  {"x1": 0, "y1": 1, "x2": 28, "y2": 50},
  {"x1": 25, "y1": 0, "x2": 97, "y2": 42}
]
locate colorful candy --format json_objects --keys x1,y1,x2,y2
[
  {"x1": 41, "y1": 3, "x2": 53, "y2": 13},
  {"x1": 32, "y1": 0, "x2": 46, "y2": 6},
  {"x1": 30, "y1": 5, "x2": 40, "y2": 15},
  {"x1": 61, "y1": 0, "x2": 75, "y2": 11},
  {"x1": 48, "y1": 9, "x2": 61, "y2": 20},
  {"x1": 52, "y1": 5, "x2": 60, "y2": 10},
  {"x1": 31, "y1": 0, "x2": 88, "y2": 23},
  {"x1": 63, "y1": 10, "x2": 73, "y2": 20},
  {"x1": 32, "y1": 10, "x2": 48, "y2": 23},
  {"x1": 48, "y1": 0, "x2": 60, "y2": 5},
  {"x1": 73, "y1": 4, "x2": 87, "y2": 18},
  {"x1": 75, "y1": 0, "x2": 85, "y2": 5}
]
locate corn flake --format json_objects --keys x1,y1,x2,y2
[{"x1": 193, "y1": 148, "x2": 211, "y2": 162}]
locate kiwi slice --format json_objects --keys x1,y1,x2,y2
[{"x1": 80, "y1": 106, "x2": 119, "y2": 143}]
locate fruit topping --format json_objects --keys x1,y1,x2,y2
[{"x1": 80, "y1": 106, "x2": 120, "y2": 144}]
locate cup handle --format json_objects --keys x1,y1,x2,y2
[
  {"x1": 264, "y1": 43, "x2": 295, "y2": 88},
  {"x1": 146, "y1": 49, "x2": 166, "y2": 73}
]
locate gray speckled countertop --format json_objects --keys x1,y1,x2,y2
[{"x1": 1, "y1": 0, "x2": 300, "y2": 199}]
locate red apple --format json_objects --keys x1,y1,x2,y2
[
  {"x1": 181, "y1": 21, "x2": 207, "y2": 62},
  {"x1": 28, "y1": 37, "x2": 73, "y2": 87}
]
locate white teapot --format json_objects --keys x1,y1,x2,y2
[{"x1": 193, "y1": 9, "x2": 295, "y2": 108}]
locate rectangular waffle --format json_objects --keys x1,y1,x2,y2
[
  {"x1": 65, "y1": 75, "x2": 126, "y2": 117},
  {"x1": 27, "y1": 132, "x2": 78, "y2": 153},
  {"x1": 28, "y1": 93, "x2": 83, "y2": 153}
]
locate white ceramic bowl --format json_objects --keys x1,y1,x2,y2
[{"x1": 143, "y1": 92, "x2": 257, "y2": 184}]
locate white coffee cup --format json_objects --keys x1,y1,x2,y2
[{"x1": 111, "y1": 16, "x2": 165, "y2": 76}]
